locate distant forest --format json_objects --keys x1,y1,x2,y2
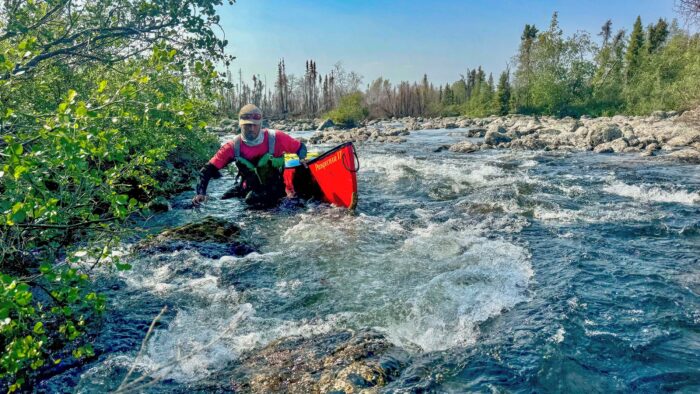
[{"x1": 221, "y1": 12, "x2": 700, "y2": 120}]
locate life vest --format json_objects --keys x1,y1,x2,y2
[{"x1": 233, "y1": 130, "x2": 286, "y2": 205}]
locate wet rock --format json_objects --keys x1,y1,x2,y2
[
  {"x1": 134, "y1": 216, "x2": 255, "y2": 258},
  {"x1": 449, "y1": 140, "x2": 478, "y2": 153},
  {"x1": 667, "y1": 148, "x2": 700, "y2": 164},
  {"x1": 587, "y1": 123, "x2": 623, "y2": 146},
  {"x1": 645, "y1": 142, "x2": 661, "y2": 152},
  {"x1": 467, "y1": 127, "x2": 487, "y2": 137},
  {"x1": 222, "y1": 330, "x2": 408, "y2": 394},
  {"x1": 594, "y1": 138, "x2": 628, "y2": 153},
  {"x1": 146, "y1": 196, "x2": 171, "y2": 213},
  {"x1": 421, "y1": 121, "x2": 436, "y2": 130},
  {"x1": 484, "y1": 125, "x2": 511, "y2": 145},
  {"x1": 509, "y1": 135, "x2": 547, "y2": 150}
]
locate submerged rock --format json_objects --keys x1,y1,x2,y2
[
  {"x1": 219, "y1": 330, "x2": 408, "y2": 393},
  {"x1": 134, "y1": 216, "x2": 255, "y2": 258}
]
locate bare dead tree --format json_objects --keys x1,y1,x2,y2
[{"x1": 677, "y1": 0, "x2": 700, "y2": 25}]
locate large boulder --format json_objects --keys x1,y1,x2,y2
[
  {"x1": 457, "y1": 118, "x2": 473, "y2": 128},
  {"x1": 134, "y1": 216, "x2": 255, "y2": 258},
  {"x1": 218, "y1": 330, "x2": 408, "y2": 393},
  {"x1": 467, "y1": 127, "x2": 487, "y2": 137},
  {"x1": 509, "y1": 135, "x2": 547, "y2": 150},
  {"x1": 484, "y1": 125, "x2": 511, "y2": 145},
  {"x1": 665, "y1": 130, "x2": 700, "y2": 148},
  {"x1": 316, "y1": 118, "x2": 335, "y2": 131},
  {"x1": 449, "y1": 140, "x2": 479, "y2": 153},
  {"x1": 587, "y1": 123, "x2": 623, "y2": 146},
  {"x1": 594, "y1": 138, "x2": 629, "y2": 153}
]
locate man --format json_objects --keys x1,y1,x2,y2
[{"x1": 192, "y1": 104, "x2": 307, "y2": 208}]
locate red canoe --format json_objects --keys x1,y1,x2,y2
[{"x1": 283, "y1": 142, "x2": 359, "y2": 209}]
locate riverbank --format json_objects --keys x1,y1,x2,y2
[{"x1": 211, "y1": 109, "x2": 700, "y2": 164}]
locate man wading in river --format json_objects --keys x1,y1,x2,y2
[{"x1": 192, "y1": 104, "x2": 308, "y2": 208}]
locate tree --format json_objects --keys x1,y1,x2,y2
[
  {"x1": 495, "y1": 71, "x2": 512, "y2": 115},
  {"x1": 625, "y1": 16, "x2": 645, "y2": 81},
  {"x1": 647, "y1": 18, "x2": 670, "y2": 53},
  {"x1": 0, "y1": 0, "x2": 234, "y2": 79},
  {"x1": 0, "y1": 1, "x2": 229, "y2": 389},
  {"x1": 513, "y1": 23, "x2": 539, "y2": 111},
  {"x1": 600, "y1": 19, "x2": 613, "y2": 46},
  {"x1": 676, "y1": 0, "x2": 700, "y2": 25}
]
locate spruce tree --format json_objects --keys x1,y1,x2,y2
[
  {"x1": 625, "y1": 16, "x2": 645, "y2": 81},
  {"x1": 495, "y1": 71, "x2": 512, "y2": 115},
  {"x1": 647, "y1": 18, "x2": 669, "y2": 54}
]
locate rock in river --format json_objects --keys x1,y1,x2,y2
[
  {"x1": 200, "y1": 329, "x2": 409, "y2": 394},
  {"x1": 134, "y1": 216, "x2": 255, "y2": 258}
]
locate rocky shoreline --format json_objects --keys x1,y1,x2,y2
[{"x1": 212, "y1": 108, "x2": 700, "y2": 163}]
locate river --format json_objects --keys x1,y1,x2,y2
[{"x1": 40, "y1": 128, "x2": 700, "y2": 392}]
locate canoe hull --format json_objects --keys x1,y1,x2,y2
[{"x1": 283, "y1": 142, "x2": 358, "y2": 209}]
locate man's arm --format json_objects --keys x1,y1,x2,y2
[
  {"x1": 193, "y1": 142, "x2": 233, "y2": 205},
  {"x1": 195, "y1": 163, "x2": 222, "y2": 196},
  {"x1": 297, "y1": 143, "x2": 308, "y2": 159}
]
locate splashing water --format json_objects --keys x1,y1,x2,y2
[{"x1": 41, "y1": 128, "x2": 700, "y2": 393}]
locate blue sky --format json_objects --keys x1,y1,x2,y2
[{"x1": 217, "y1": 0, "x2": 680, "y2": 86}]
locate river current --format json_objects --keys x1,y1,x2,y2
[{"x1": 41, "y1": 128, "x2": 700, "y2": 392}]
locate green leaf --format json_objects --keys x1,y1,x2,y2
[
  {"x1": 115, "y1": 263, "x2": 132, "y2": 271},
  {"x1": 115, "y1": 194, "x2": 129, "y2": 205},
  {"x1": 11, "y1": 143, "x2": 23, "y2": 156},
  {"x1": 67, "y1": 89, "x2": 78, "y2": 103},
  {"x1": 75, "y1": 102, "x2": 87, "y2": 117},
  {"x1": 33, "y1": 322, "x2": 45, "y2": 335},
  {"x1": 13, "y1": 165, "x2": 27, "y2": 180},
  {"x1": 97, "y1": 80, "x2": 108, "y2": 93}
]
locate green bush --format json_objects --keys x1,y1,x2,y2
[
  {"x1": 325, "y1": 93, "x2": 369, "y2": 127},
  {"x1": 0, "y1": 0, "x2": 230, "y2": 388}
]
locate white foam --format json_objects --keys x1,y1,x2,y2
[
  {"x1": 361, "y1": 153, "x2": 526, "y2": 192},
  {"x1": 603, "y1": 181, "x2": 700, "y2": 205},
  {"x1": 551, "y1": 326, "x2": 566, "y2": 343}
]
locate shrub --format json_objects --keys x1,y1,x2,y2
[{"x1": 325, "y1": 93, "x2": 369, "y2": 127}]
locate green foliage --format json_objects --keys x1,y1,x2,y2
[
  {"x1": 0, "y1": 0, "x2": 228, "y2": 389},
  {"x1": 626, "y1": 16, "x2": 646, "y2": 81},
  {"x1": 623, "y1": 32, "x2": 700, "y2": 114},
  {"x1": 325, "y1": 92, "x2": 369, "y2": 127},
  {"x1": 495, "y1": 71, "x2": 512, "y2": 115},
  {"x1": 509, "y1": 14, "x2": 699, "y2": 117}
]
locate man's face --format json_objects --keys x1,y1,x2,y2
[{"x1": 241, "y1": 123, "x2": 260, "y2": 140}]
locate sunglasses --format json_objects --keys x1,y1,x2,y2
[{"x1": 240, "y1": 113, "x2": 262, "y2": 120}]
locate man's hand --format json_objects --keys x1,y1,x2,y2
[{"x1": 192, "y1": 194, "x2": 208, "y2": 207}]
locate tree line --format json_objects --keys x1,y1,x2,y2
[{"x1": 222, "y1": 12, "x2": 699, "y2": 121}]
